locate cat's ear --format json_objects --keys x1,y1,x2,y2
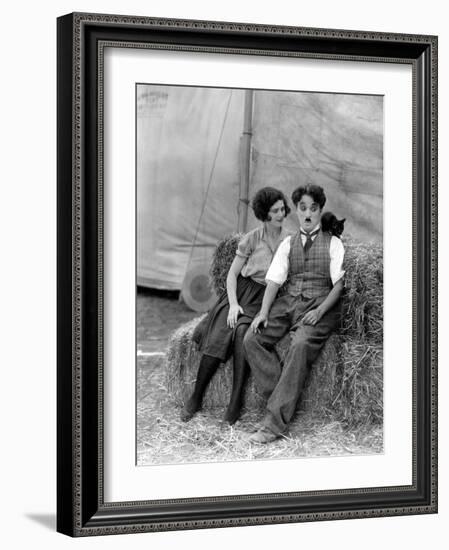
[{"x1": 341, "y1": 218, "x2": 346, "y2": 222}]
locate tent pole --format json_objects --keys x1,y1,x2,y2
[{"x1": 237, "y1": 89, "x2": 254, "y2": 233}]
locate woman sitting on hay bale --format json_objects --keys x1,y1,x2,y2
[{"x1": 180, "y1": 186, "x2": 293, "y2": 424}]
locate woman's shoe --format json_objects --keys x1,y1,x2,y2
[
  {"x1": 223, "y1": 401, "x2": 243, "y2": 425},
  {"x1": 180, "y1": 398, "x2": 200, "y2": 422}
]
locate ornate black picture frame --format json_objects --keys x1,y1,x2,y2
[{"x1": 57, "y1": 12, "x2": 437, "y2": 536}]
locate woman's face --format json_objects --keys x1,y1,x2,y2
[
  {"x1": 266, "y1": 199, "x2": 286, "y2": 228},
  {"x1": 296, "y1": 194, "x2": 322, "y2": 232}
]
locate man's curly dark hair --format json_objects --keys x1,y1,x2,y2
[{"x1": 291, "y1": 184, "x2": 326, "y2": 209}]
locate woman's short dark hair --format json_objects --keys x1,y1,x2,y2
[
  {"x1": 251, "y1": 187, "x2": 291, "y2": 222},
  {"x1": 291, "y1": 184, "x2": 326, "y2": 209}
]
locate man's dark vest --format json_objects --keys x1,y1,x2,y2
[{"x1": 286, "y1": 229, "x2": 332, "y2": 299}]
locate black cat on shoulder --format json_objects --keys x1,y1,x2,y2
[{"x1": 321, "y1": 211, "x2": 345, "y2": 238}]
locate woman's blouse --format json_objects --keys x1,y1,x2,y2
[{"x1": 236, "y1": 226, "x2": 292, "y2": 285}]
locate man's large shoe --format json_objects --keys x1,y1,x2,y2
[{"x1": 248, "y1": 427, "x2": 279, "y2": 444}]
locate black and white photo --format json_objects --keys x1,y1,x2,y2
[{"x1": 136, "y1": 84, "x2": 384, "y2": 465}]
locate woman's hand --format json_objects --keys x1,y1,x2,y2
[
  {"x1": 302, "y1": 308, "x2": 322, "y2": 326},
  {"x1": 227, "y1": 304, "x2": 244, "y2": 329},
  {"x1": 250, "y1": 313, "x2": 268, "y2": 334}
]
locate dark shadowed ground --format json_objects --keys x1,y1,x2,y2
[{"x1": 137, "y1": 287, "x2": 199, "y2": 353}]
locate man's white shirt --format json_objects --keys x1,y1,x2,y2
[{"x1": 266, "y1": 227, "x2": 345, "y2": 286}]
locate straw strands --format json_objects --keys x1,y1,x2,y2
[
  {"x1": 209, "y1": 233, "x2": 244, "y2": 294},
  {"x1": 139, "y1": 356, "x2": 382, "y2": 466},
  {"x1": 340, "y1": 235, "x2": 383, "y2": 344}
]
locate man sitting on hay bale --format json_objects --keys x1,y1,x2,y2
[{"x1": 244, "y1": 184, "x2": 345, "y2": 444}]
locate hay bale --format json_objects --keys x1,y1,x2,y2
[
  {"x1": 166, "y1": 316, "x2": 264, "y2": 409},
  {"x1": 166, "y1": 317, "x2": 341, "y2": 414},
  {"x1": 166, "y1": 233, "x2": 384, "y2": 426},
  {"x1": 340, "y1": 236, "x2": 383, "y2": 344},
  {"x1": 209, "y1": 233, "x2": 244, "y2": 295},
  {"x1": 330, "y1": 338, "x2": 383, "y2": 426}
]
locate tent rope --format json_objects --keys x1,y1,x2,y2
[{"x1": 184, "y1": 90, "x2": 234, "y2": 275}]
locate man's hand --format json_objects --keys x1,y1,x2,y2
[
  {"x1": 250, "y1": 313, "x2": 268, "y2": 333},
  {"x1": 227, "y1": 304, "x2": 244, "y2": 329},
  {"x1": 302, "y1": 308, "x2": 322, "y2": 326}
]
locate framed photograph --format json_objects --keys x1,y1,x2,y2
[{"x1": 57, "y1": 12, "x2": 437, "y2": 536}]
